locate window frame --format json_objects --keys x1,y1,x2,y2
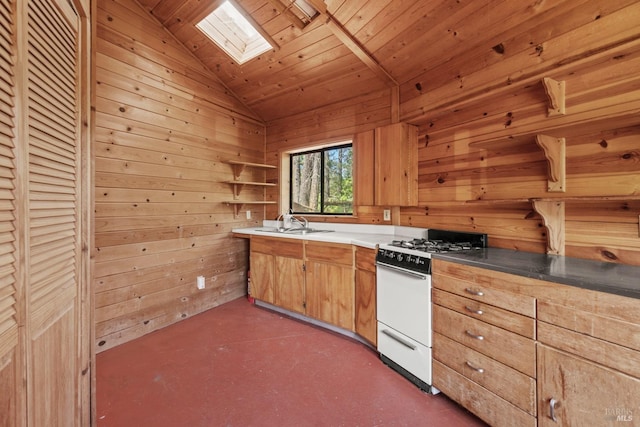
[{"x1": 288, "y1": 142, "x2": 353, "y2": 216}]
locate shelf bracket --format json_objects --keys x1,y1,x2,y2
[
  {"x1": 225, "y1": 202, "x2": 243, "y2": 218},
  {"x1": 230, "y1": 164, "x2": 246, "y2": 180},
  {"x1": 535, "y1": 134, "x2": 566, "y2": 193},
  {"x1": 231, "y1": 183, "x2": 243, "y2": 200},
  {"x1": 542, "y1": 77, "x2": 565, "y2": 116},
  {"x1": 532, "y1": 199, "x2": 565, "y2": 255}
]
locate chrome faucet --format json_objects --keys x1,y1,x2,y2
[
  {"x1": 290, "y1": 215, "x2": 308, "y2": 229},
  {"x1": 275, "y1": 213, "x2": 285, "y2": 232}
]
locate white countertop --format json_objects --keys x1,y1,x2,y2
[{"x1": 232, "y1": 221, "x2": 428, "y2": 249}]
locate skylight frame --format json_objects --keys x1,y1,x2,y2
[{"x1": 196, "y1": 1, "x2": 273, "y2": 65}]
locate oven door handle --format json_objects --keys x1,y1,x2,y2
[
  {"x1": 381, "y1": 329, "x2": 417, "y2": 350},
  {"x1": 376, "y1": 262, "x2": 428, "y2": 280}
]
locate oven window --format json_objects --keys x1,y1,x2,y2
[{"x1": 289, "y1": 143, "x2": 352, "y2": 214}]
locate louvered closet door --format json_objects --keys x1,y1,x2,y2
[
  {"x1": 27, "y1": 0, "x2": 81, "y2": 425},
  {"x1": 0, "y1": 0, "x2": 19, "y2": 424}
]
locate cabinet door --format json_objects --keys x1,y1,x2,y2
[
  {"x1": 250, "y1": 252, "x2": 275, "y2": 303},
  {"x1": 374, "y1": 123, "x2": 418, "y2": 206},
  {"x1": 355, "y1": 247, "x2": 377, "y2": 345},
  {"x1": 306, "y1": 261, "x2": 354, "y2": 330},
  {"x1": 355, "y1": 269, "x2": 376, "y2": 344},
  {"x1": 353, "y1": 129, "x2": 375, "y2": 206},
  {"x1": 538, "y1": 344, "x2": 640, "y2": 426},
  {"x1": 274, "y1": 256, "x2": 305, "y2": 314}
]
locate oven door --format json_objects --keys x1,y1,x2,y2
[{"x1": 376, "y1": 262, "x2": 431, "y2": 347}]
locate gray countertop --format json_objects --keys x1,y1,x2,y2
[{"x1": 433, "y1": 248, "x2": 640, "y2": 299}]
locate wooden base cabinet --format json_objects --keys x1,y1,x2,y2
[
  {"x1": 250, "y1": 251, "x2": 275, "y2": 304},
  {"x1": 305, "y1": 241, "x2": 355, "y2": 330},
  {"x1": 537, "y1": 344, "x2": 640, "y2": 426},
  {"x1": 249, "y1": 237, "x2": 356, "y2": 332},
  {"x1": 250, "y1": 236, "x2": 304, "y2": 312},
  {"x1": 537, "y1": 292, "x2": 640, "y2": 426},
  {"x1": 433, "y1": 258, "x2": 640, "y2": 427},
  {"x1": 274, "y1": 256, "x2": 305, "y2": 314},
  {"x1": 432, "y1": 259, "x2": 537, "y2": 427},
  {"x1": 355, "y1": 247, "x2": 377, "y2": 346}
]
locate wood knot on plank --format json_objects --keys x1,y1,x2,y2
[{"x1": 492, "y1": 43, "x2": 505, "y2": 54}]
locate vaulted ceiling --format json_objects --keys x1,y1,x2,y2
[{"x1": 134, "y1": 0, "x2": 600, "y2": 123}]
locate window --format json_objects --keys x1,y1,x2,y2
[
  {"x1": 290, "y1": 143, "x2": 352, "y2": 215},
  {"x1": 196, "y1": 1, "x2": 272, "y2": 65}
]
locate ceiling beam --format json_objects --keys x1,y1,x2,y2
[
  {"x1": 268, "y1": 0, "x2": 397, "y2": 88},
  {"x1": 307, "y1": 0, "x2": 398, "y2": 87},
  {"x1": 266, "y1": 0, "x2": 307, "y2": 30}
]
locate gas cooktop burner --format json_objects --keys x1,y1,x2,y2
[{"x1": 388, "y1": 238, "x2": 480, "y2": 253}]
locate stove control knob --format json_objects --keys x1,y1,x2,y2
[{"x1": 397, "y1": 254, "x2": 403, "y2": 262}]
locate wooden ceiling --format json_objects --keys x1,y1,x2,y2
[{"x1": 134, "y1": 0, "x2": 606, "y2": 123}]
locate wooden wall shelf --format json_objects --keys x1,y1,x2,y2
[
  {"x1": 470, "y1": 133, "x2": 566, "y2": 193},
  {"x1": 224, "y1": 180, "x2": 277, "y2": 199},
  {"x1": 467, "y1": 195, "x2": 640, "y2": 255},
  {"x1": 224, "y1": 160, "x2": 278, "y2": 218},
  {"x1": 227, "y1": 160, "x2": 276, "y2": 180},
  {"x1": 225, "y1": 200, "x2": 277, "y2": 218}
]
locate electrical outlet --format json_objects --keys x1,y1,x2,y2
[
  {"x1": 197, "y1": 276, "x2": 205, "y2": 290},
  {"x1": 383, "y1": 209, "x2": 391, "y2": 221},
  {"x1": 246, "y1": 210, "x2": 251, "y2": 219}
]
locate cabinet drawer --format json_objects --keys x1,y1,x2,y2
[
  {"x1": 433, "y1": 305, "x2": 536, "y2": 377},
  {"x1": 433, "y1": 332, "x2": 536, "y2": 415},
  {"x1": 355, "y1": 247, "x2": 376, "y2": 272},
  {"x1": 538, "y1": 300, "x2": 640, "y2": 351},
  {"x1": 538, "y1": 320, "x2": 640, "y2": 378},
  {"x1": 433, "y1": 360, "x2": 536, "y2": 427},
  {"x1": 433, "y1": 289, "x2": 535, "y2": 339},
  {"x1": 251, "y1": 236, "x2": 302, "y2": 258},
  {"x1": 432, "y1": 261, "x2": 535, "y2": 317},
  {"x1": 305, "y1": 241, "x2": 353, "y2": 266}
]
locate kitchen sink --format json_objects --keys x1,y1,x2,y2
[{"x1": 255, "y1": 227, "x2": 334, "y2": 235}]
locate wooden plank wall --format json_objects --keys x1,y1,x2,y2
[
  {"x1": 266, "y1": 1, "x2": 640, "y2": 266},
  {"x1": 94, "y1": 0, "x2": 266, "y2": 351},
  {"x1": 265, "y1": 88, "x2": 393, "y2": 221}
]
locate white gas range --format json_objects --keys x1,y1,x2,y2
[{"x1": 376, "y1": 229, "x2": 488, "y2": 393}]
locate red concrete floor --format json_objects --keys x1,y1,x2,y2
[{"x1": 96, "y1": 297, "x2": 487, "y2": 427}]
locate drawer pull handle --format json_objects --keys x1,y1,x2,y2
[
  {"x1": 464, "y1": 288, "x2": 484, "y2": 296},
  {"x1": 549, "y1": 397, "x2": 560, "y2": 422},
  {"x1": 465, "y1": 330, "x2": 484, "y2": 340},
  {"x1": 465, "y1": 361, "x2": 484, "y2": 373},
  {"x1": 465, "y1": 306, "x2": 483, "y2": 315}
]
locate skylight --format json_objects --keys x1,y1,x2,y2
[{"x1": 196, "y1": 1, "x2": 273, "y2": 65}]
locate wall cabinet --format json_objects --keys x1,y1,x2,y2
[
  {"x1": 355, "y1": 247, "x2": 377, "y2": 346},
  {"x1": 353, "y1": 122, "x2": 418, "y2": 207}
]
